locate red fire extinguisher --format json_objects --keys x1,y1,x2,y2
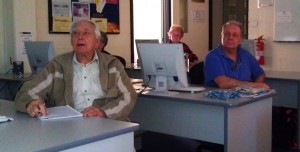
[{"x1": 255, "y1": 35, "x2": 264, "y2": 65}]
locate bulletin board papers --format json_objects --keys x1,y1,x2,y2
[
  {"x1": 48, "y1": 0, "x2": 120, "y2": 34},
  {"x1": 258, "y1": 0, "x2": 273, "y2": 8},
  {"x1": 19, "y1": 32, "x2": 33, "y2": 54},
  {"x1": 276, "y1": 11, "x2": 293, "y2": 24},
  {"x1": 273, "y1": 0, "x2": 300, "y2": 41}
]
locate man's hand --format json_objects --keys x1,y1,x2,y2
[
  {"x1": 82, "y1": 106, "x2": 107, "y2": 118},
  {"x1": 26, "y1": 99, "x2": 47, "y2": 117},
  {"x1": 252, "y1": 82, "x2": 270, "y2": 89},
  {"x1": 215, "y1": 75, "x2": 270, "y2": 89}
]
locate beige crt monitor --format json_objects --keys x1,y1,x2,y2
[
  {"x1": 135, "y1": 39, "x2": 159, "y2": 56},
  {"x1": 135, "y1": 39, "x2": 159, "y2": 47},
  {"x1": 24, "y1": 41, "x2": 56, "y2": 75},
  {"x1": 135, "y1": 39, "x2": 159, "y2": 66},
  {"x1": 137, "y1": 43, "x2": 205, "y2": 93}
]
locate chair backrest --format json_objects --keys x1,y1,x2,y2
[
  {"x1": 189, "y1": 61, "x2": 205, "y2": 85},
  {"x1": 113, "y1": 55, "x2": 126, "y2": 67}
]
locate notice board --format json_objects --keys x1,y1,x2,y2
[
  {"x1": 273, "y1": 0, "x2": 300, "y2": 41},
  {"x1": 48, "y1": 0, "x2": 119, "y2": 34}
]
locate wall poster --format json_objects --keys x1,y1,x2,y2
[{"x1": 48, "y1": 0, "x2": 120, "y2": 34}]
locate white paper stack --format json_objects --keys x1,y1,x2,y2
[{"x1": 38, "y1": 105, "x2": 83, "y2": 120}]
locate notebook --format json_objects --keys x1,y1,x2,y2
[{"x1": 38, "y1": 105, "x2": 83, "y2": 120}]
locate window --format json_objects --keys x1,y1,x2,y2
[{"x1": 130, "y1": 0, "x2": 171, "y2": 64}]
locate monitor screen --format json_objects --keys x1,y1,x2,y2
[
  {"x1": 240, "y1": 39, "x2": 256, "y2": 57},
  {"x1": 137, "y1": 43, "x2": 188, "y2": 92},
  {"x1": 24, "y1": 41, "x2": 56, "y2": 75}
]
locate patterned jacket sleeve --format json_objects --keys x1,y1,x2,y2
[
  {"x1": 93, "y1": 56, "x2": 137, "y2": 121},
  {"x1": 14, "y1": 62, "x2": 57, "y2": 113}
]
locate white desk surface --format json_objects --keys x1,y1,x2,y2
[
  {"x1": 139, "y1": 87, "x2": 276, "y2": 108},
  {"x1": 0, "y1": 100, "x2": 139, "y2": 152}
]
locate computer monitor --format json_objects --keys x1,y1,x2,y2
[
  {"x1": 135, "y1": 39, "x2": 159, "y2": 46},
  {"x1": 137, "y1": 43, "x2": 188, "y2": 92},
  {"x1": 240, "y1": 39, "x2": 256, "y2": 57},
  {"x1": 24, "y1": 41, "x2": 56, "y2": 75},
  {"x1": 135, "y1": 39, "x2": 159, "y2": 66}
]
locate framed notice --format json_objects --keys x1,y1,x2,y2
[{"x1": 48, "y1": 0, "x2": 120, "y2": 34}]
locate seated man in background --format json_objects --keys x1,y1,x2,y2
[
  {"x1": 15, "y1": 18, "x2": 136, "y2": 121},
  {"x1": 168, "y1": 24, "x2": 198, "y2": 66},
  {"x1": 204, "y1": 20, "x2": 269, "y2": 89},
  {"x1": 97, "y1": 31, "x2": 110, "y2": 54},
  {"x1": 96, "y1": 31, "x2": 126, "y2": 66}
]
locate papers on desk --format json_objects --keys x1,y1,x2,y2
[
  {"x1": 205, "y1": 86, "x2": 275, "y2": 100},
  {"x1": 0, "y1": 115, "x2": 13, "y2": 123},
  {"x1": 39, "y1": 105, "x2": 83, "y2": 120},
  {"x1": 235, "y1": 86, "x2": 275, "y2": 98},
  {"x1": 240, "y1": 89, "x2": 276, "y2": 98}
]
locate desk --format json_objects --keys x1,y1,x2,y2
[
  {"x1": 130, "y1": 90, "x2": 275, "y2": 152},
  {"x1": 265, "y1": 70, "x2": 300, "y2": 148},
  {"x1": 0, "y1": 73, "x2": 32, "y2": 100},
  {"x1": 265, "y1": 71, "x2": 300, "y2": 108},
  {"x1": 0, "y1": 100, "x2": 139, "y2": 152}
]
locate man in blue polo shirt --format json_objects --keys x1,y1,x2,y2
[{"x1": 204, "y1": 20, "x2": 269, "y2": 89}]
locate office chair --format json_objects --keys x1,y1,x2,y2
[
  {"x1": 113, "y1": 55, "x2": 126, "y2": 67},
  {"x1": 189, "y1": 61, "x2": 204, "y2": 85}
]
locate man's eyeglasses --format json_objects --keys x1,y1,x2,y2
[
  {"x1": 71, "y1": 30, "x2": 93, "y2": 38},
  {"x1": 223, "y1": 33, "x2": 240, "y2": 38}
]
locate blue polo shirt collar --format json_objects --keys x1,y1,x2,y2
[{"x1": 216, "y1": 44, "x2": 242, "y2": 64}]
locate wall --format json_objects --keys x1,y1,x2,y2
[
  {"x1": 13, "y1": 0, "x2": 37, "y2": 73},
  {"x1": 0, "y1": 0, "x2": 5, "y2": 73},
  {"x1": 0, "y1": 0, "x2": 15, "y2": 73},
  {"x1": 173, "y1": 1, "x2": 209, "y2": 61},
  {"x1": 249, "y1": 1, "x2": 300, "y2": 72}
]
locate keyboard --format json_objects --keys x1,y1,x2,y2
[{"x1": 169, "y1": 86, "x2": 206, "y2": 93}]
